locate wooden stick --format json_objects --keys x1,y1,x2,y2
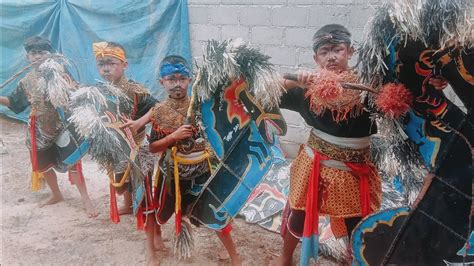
[
  {"x1": 341, "y1": 82, "x2": 379, "y2": 94},
  {"x1": 0, "y1": 62, "x2": 38, "y2": 89}
]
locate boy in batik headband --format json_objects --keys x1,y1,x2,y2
[
  {"x1": 93, "y1": 41, "x2": 134, "y2": 216},
  {"x1": 271, "y1": 24, "x2": 381, "y2": 265},
  {"x1": 274, "y1": 24, "x2": 448, "y2": 265},
  {"x1": 122, "y1": 55, "x2": 242, "y2": 266},
  {"x1": 92, "y1": 41, "x2": 167, "y2": 263},
  {"x1": 0, "y1": 36, "x2": 98, "y2": 217}
]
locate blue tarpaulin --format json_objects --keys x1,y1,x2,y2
[{"x1": 0, "y1": 0, "x2": 191, "y2": 122}]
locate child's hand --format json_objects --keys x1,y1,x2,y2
[
  {"x1": 120, "y1": 114, "x2": 140, "y2": 132},
  {"x1": 428, "y1": 76, "x2": 448, "y2": 90},
  {"x1": 171, "y1": 125, "x2": 193, "y2": 141},
  {"x1": 296, "y1": 70, "x2": 315, "y2": 88}
]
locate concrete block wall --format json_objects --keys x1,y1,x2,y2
[{"x1": 188, "y1": 0, "x2": 382, "y2": 73}]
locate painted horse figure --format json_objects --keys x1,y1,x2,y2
[
  {"x1": 191, "y1": 39, "x2": 287, "y2": 230},
  {"x1": 353, "y1": 0, "x2": 473, "y2": 264}
]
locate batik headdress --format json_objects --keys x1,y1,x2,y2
[{"x1": 92, "y1": 42, "x2": 126, "y2": 62}]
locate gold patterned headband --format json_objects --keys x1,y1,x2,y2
[{"x1": 92, "y1": 42, "x2": 126, "y2": 62}]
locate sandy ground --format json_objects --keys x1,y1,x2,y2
[{"x1": 0, "y1": 116, "x2": 337, "y2": 265}]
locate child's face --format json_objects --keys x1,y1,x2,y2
[
  {"x1": 313, "y1": 43, "x2": 353, "y2": 72},
  {"x1": 96, "y1": 56, "x2": 128, "y2": 83},
  {"x1": 160, "y1": 73, "x2": 191, "y2": 99},
  {"x1": 26, "y1": 49, "x2": 50, "y2": 63}
]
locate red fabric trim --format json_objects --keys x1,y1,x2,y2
[
  {"x1": 302, "y1": 149, "x2": 328, "y2": 237},
  {"x1": 68, "y1": 161, "x2": 85, "y2": 185},
  {"x1": 175, "y1": 210, "x2": 182, "y2": 235},
  {"x1": 136, "y1": 207, "x2": 145, "y2": 231},
  {"x1": 109, "y1": 184, "x2": 120, "y2": 224},
  {"x1": 220, "y1": 223, "x2": 233, "y2": 235},
  {"x1": 346, "y1": 162, "x2": 372, "y2": 217},
  {"x1": 29, "y1": 115, "x2": 39, "y2": 172}
]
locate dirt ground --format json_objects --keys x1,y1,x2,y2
[{"x1": 0, "y1": 117, "x2": 337, "y2": 265}]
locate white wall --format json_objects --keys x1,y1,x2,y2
[{"x1": 188, "y1": 0, "x2": 382, "y2": 73}]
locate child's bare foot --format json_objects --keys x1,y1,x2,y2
[
  {"x1": 218, "y1": 251, "x2": 242, "y2": 266},
  {"x1": 154, "y1": 236, "x2": 168, "y2": 252},
  {"x1": 147, "y1": 244, "x2": 160, "y2": 265},
  {"x1": 218, "y1": 250, "x2": 229, "y2": 261},
  {"x1": 269, "y1": 255, "x2": 291, "y2": 266},
  {"x1": 83, "y1": 199, "x2": 99, "y2": 218},
  {"x1": 39, "y1": 194, "x2": 64, "y2": 207},
  {"x1": 118, "y1": 204, "x2": 132, "y2": 215},
  {"x1": 229, "y1": 253, "x2": 242, "y2": 266},
  {"x1": 231, "y1": 256, "x2": 242, "y2": 266},
  {"x1": 147, "y1": 254, "x2": 160, "y2": 266}
]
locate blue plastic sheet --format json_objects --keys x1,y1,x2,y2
[{"x1": 0, "y1": 0, "x2": 191, "y2": 122}]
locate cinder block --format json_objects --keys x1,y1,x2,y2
[
  {"x1": 297, "y1": 48, "x2": 316, "y2": 68},
  {"x1": 251, "y1": 26, "x2": 284, "y2": 45},
  {"x1": 350, "y1": 27, "x2": 366, "y2": 44},
  {"x1": 272, "y1": 7, "x2": 307, "y2": 27},
  {"x1": 191, "y1": 41, "x2": 206, "y2": 59},
  {"x1": 240, "y1": 7, "x2": 272, "y2": 26},
  {"x1": 279, "y1": 66, "x2": 299, "y2": 76},
  {"x1": 189, "y1": 24, "x2": 220, "y2": 41},
  {"x1": 308, "y1": 5, "x2": 350, "y2": 27},
  {"x1": 265, "y1": 46, "x2": 297, "y2": 66},
  {"x1": 348, "y1": 6, "x2": 374, "y2": 29},
  {"x1": 209, "y1": 6, "x2": 239, "y2": 25},
  {"x1": 188, "y1": 6, "x2": 209, "y2": 24},
  {"x1": 221, "y1": 25, "x2": 250, "y2": 40},
  {"x1": 285, "y1": 28, "x2": 315, "y2": 47}
]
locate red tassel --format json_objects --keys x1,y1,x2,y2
[
  {"x1": 144, "y1": 175, "x2": 153, "y2": 208},
  {"x1": 375, "y1": 83, "x2": 413, "y2": 119},
  {"x1": 302, "y1": 150, "x2": 323, "y2": 238},
  {"x1": 68, "y1": 161, "x2": 85, "y2": 185},
  {"x1": 109, "y1": 184, "x2": 120, "y2": 224},
  {"x1": 29, "y1": 115, "x2": 39, "y2": 172},
  {"x1": 175, "y1": 210, "x2": 182, "y2": 235},
  {"x1": 346, "y1": 163, "x2": 372, "y2": 217},
  {"x1": 220, "y1": 223, "x2": 233, "y2": 235},
  {"x1": 68, "y1": 171, "x2": 74, "y2": 185},
  {"x1": 153, "y1": 181, "x2": 161, "y2": 210},
  {"x1": 136, "y1": 208, "x2": 145, "y2": 231},
  {"x1": 29, "y1": 114, "x2": 43, "y2": 191},
  {"x1": 75, "y1": 161, "x2": 85, "y2": 185}
]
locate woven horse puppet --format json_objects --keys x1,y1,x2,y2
[
  {"x1": 190, "y1": 39, "x2": 287, "y2": 230},
  {"x1": 68, "y1": 82, "x2": 147, "y2": 221},
  {"x1": 0, "y1": 54, "x2": 91, "y2": 188},
  {"x1": 352, "y1": 0, "x2": 473, "y2": 264}
]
